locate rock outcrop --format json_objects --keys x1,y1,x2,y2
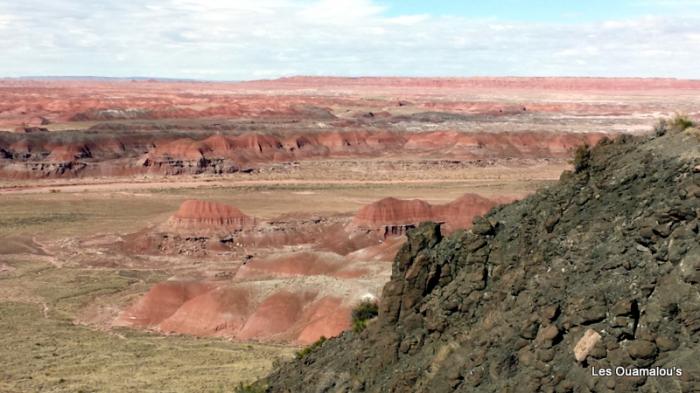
[
  {"x1": 353, "y1": 198, "x2": 435, "y2": 237},
  {"x1": 263, "y1": 129, "x2": 700, "y2": 392},
  {"x1": 352, "y1": 193, "x2": 501, "y2": 237}
]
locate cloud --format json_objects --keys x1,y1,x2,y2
[
  {"x1": 299, "y1": 0, "x2": 385, "y2": 24},
  {"x1": 0, "y1": 0, "x2": 699, "y2": 79}
]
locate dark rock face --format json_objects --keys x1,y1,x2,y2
[{"x1": 264, "y1": 130, "x2": 700, "y2": 392}]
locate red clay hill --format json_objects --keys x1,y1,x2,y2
[
  {"x1": 116, "y1": 192, "x2": 506, "y2": 344},
  {"x1": 352, "y1": 193, "x2": 509, "y2": 237},
  {"x1": 0, "y1": 130, "x2": 607, "y2": 178},
  {"x1": 114, "y1": 281, "x2": 357, "y2": 345},
  {"x1": 167, "y1": 199, "x2": 255, "y2": 233},
  {"x1": 121, "y1": 281, "x2": 355, "y2": 345},
  {"x1": 128, "y1": 198, "x2": 363, "y2": 256}
]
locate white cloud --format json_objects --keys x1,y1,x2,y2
[
  {"x1": 299, "y1": 0, "x2": 385, "y2": 24},
  {"x1": 0, "y1": 0, "x2": 699, "y2": 79}
]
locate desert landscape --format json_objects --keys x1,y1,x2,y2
[{"x1": 0, "y1": 77, "x2": 698, "y2": 392}]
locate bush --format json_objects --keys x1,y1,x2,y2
[
  {"x1": 669, "y1": 114, "x2": 695, "y2": 132},
  {"x1": 653, "y1": 114, "x2": 695, "y2": 137},
  {"x1": 351, "y1": 300, "x2": 379, "y2": 333},
  {"x1": 571, "y1": 144, "x2": 591, "y2": 173},
  {"x1": 295, "y1": 336, "x2": 327, "y2": 359}
]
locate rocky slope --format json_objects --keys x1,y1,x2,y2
[{"x1": 263, "y1": 129, "x2": 699, "y2": 392}]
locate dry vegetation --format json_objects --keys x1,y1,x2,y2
[{"x1": 0, "y1": 257, "x2": 295, "y2": 393}]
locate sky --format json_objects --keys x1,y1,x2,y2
[{"x1": 1, "y1": 0, "x2": 700, "y2": 80}]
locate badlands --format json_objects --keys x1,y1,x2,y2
[{"x1": 1, "y1": 77, "x2": 699, "y2": 392}]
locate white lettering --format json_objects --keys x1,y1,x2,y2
[{"x1": 608, "y1": 366, "x2": 683, "y2": 378}]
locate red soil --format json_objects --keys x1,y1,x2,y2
[
  {"x1": 434, "y1": 193, "x2": 513, "y2": 233},
  {"x1": 0, "y1": 129, "x2": 606, "y2": 179},
  {"x1": 117, "y1": 191, "x2": 519, "y2": 344},
  {"x1": 345, "y1": 236, "x2": 407, "y2": 263},
  {"x1": 3, "y1": 77, "x2": 698, "y2": 128},
  {"x1": 45, "y1": 144, "x2": 91, "y2": 162},
  {"x1": 352, "y1": 193, "x2": 502, "y2": 236},
  {"x1": 2, "y1": 75, "x2": 691, "y2": 179},
  {"x1": 168, "y1": 199, "x2": 255, "y2": 232},
  {"x1": 114, "y1": 281, "x2": 215, "y2": 327},
  {"x1": 296, "y1": 297, "x2": 352, "y2": 345},
  {"x1": 158, "y1": 287, "x2": 252, "y2": 336},
  {"x1": 118, "y1": 205, "x2": 390, "y2": 344},
  {"x1": 404, "y1": 131, "x2": 606, "y2": 157},
  {"x1": 116, "y1": 282, "x2": 356, "y2": 344},
  {"x1": 237, "y1": 291, "x2": 314, "y2": 341},
  {"x1": 152, "y1": 131, "x2": 606, "y2": 163},
  {"x1": 236, "y1": 252, "x2": 368, "y2": 280}
]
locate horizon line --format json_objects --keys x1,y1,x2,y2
[{"x1": 3, "y1": 75, "x2": 700, "y2": 83}]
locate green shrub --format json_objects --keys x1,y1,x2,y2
[
  {"x1": 295, "y1": 336, "x2": 327, "y2": 359},
  {"x1": 571, "y1": 144, "x2": 591, "y2": 173},
  {"x1": 669, "y1": 114, "x2": 695, "y2": 132},
  {"x1": 352, "y1": 318, "x2": 368, "y2": 333},
  {"x1": 351, "y1": 300, "x2": 379, "y2": 333}
]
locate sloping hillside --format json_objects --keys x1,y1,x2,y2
[{"x1": 263, "y1": 127, "x2": 699, "y2": 392}]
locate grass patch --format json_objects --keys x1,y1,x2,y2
[
  {"x1": 669, "y1": 114, "x2": 695, "y2": 132},
  {"x1": 655, "y1": 114, "x2": 696, "y2": 136},
  {"x1": 0, "y1": 212, "x2": 86, "y2": 229},
  {"x1": 0, "y1": 260, "x2": 294, "y2": 392},
  {"x1": 295, "y1": 336, "x2": 327, "y2": 359},
  {"x1": 0, "y1": 302, "x2": 292, "y2": 392}
]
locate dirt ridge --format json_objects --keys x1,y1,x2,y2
[{"x1": 0, "y1": 130, "x2": 604, "y2": 178}]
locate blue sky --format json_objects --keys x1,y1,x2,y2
[
  {"x1": 0, "y1": 0, "x2": 699, "y2": 79},
  {"x1": 378, "y1": 1, "x2": 695, "y2": 21}
]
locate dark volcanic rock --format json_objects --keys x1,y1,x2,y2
[{"x1": 263, "y1": 130, "x2": 700, "y2": 392}]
